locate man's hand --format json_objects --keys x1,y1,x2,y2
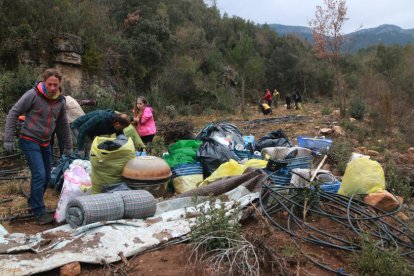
[{"x1": 4, "y1": 142, "x2": 15, "y2": 153}]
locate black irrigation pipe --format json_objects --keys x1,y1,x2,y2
[
  {"x1": 0, "y1": 176, "x2": 28, "y2": 181},
  {"x1": 0, "y1": 198, "x2": 13, "y2": 204},
  {"x1": 0, "y1": 208, "x2": 56, "y2": 222},
  {"x1": 264, "y1": 184, "x2": 414, "y2": 251},
  {"x1": 232, "y1": 115, "x2": 308, "y2": 132},
  {"x1": 0, "y1": 153, "x2": 24, "y2": 160},
  {"x1": 286, "y1": 206, "x2": 350, "y2": 276},
  {"x1": 259, "y1": 182, "x2": 414, "y2": 273},
  {"x1": 0, "y1": 168, "x2": 26, "y2": 177},
  {"x1": 261, "y1": 185, "x2": 359, "y2": 251}
]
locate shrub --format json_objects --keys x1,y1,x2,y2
[
  {"x1": 176, "y1": 104, "x2": 193, "y2": 116},
  {"x1": 190, "y1": 197, "x2": 241, "y2": 250},
  {"x1": 384, "y1": 160, "x2": 413, "y2": 201},
  {"x1": 146, "y1": 136, "x2": 165, "y2": 157},
  {"x1": 354, "y1": 239, "x2": 412, "y2": 276},
  {"x1": 0, "y1": 66, "x2": 38, "y2": 112},
  {"x1": 340, "y1": 119, "x2": 358, "y2": 133},
  {"x1": 165, "y1": 105, "x2": 177, "y2": 119},
  {"x1": 189, "y1": 197, "x2": 259, "y2": 275},
  {"x1": 349, "y1": 97, "x2": 365, "y2": 120},
  {"x1": 328, "y1": 137, "x2": 353, "y2": 175},
  {"x1": 321, "y1": 106, "x2": 332, "y2": 115}
]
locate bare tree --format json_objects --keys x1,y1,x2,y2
[{"x1": 309, "y1": 0, "x2": 348, "y2": 117}]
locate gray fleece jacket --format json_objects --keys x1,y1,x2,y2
[{"x1": 4, "y1": 83, "x2": 72, "y2": 152}]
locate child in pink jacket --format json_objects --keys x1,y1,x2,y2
[{"x1": 133, "y1": 96, "x2": 157, "y2": 143}]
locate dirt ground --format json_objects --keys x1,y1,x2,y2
[{"x1": 0, "y1": 102, "x2": 409, "y2": 275}]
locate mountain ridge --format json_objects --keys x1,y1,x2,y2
[{"x1": 267, "y1": 23, "x2": 414, "y2": 52}]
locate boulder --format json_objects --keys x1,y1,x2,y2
[
  {"x1": 349, "y1": 118, "x2": 357, "y2": 123},
  {"x1": 53, "y1": 33, "x2": 84, "y2": 54},
  {"x1": 408, "y1": 147, "x2": 414, "y2": 155},
  {"x1": 367, "y1": 150, "x2": 379, "y2": 157},
  {"x1": 320, "y1": 128, "x2": 332, "y2": 135},
  {"x1": 356, "y1": 146, "x2": 367, "y2": 153},
  {"x1": 332, "y1": 125, "x2": 345, "y2": 136},
  {"x1": 60, "y1": 262, "x2": 81, "y2": 276},
  {"x1": 364, "y1": 190, "x2": 402, "y2": 212},
  {"x1": 396, "y1": 211, "x2": 410, "y2": 221},
  {"x1": 54, "y1": 52, "x2": 82, "y2": 65}
]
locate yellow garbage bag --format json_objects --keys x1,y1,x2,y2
[
  {"x1": 199, "y1": 159, "x2": 267, "y2": 186},
  {"x1": 243, "y1": 159, "x2": 268, "y2": 169},
  {"x1": 338, "y1": 158, "x2": 385, "y2": 196},
  {"x1": 90, "y1": 136, "x2": 135, "y2": 194}
]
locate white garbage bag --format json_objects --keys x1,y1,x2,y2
[{"x1": 54, "y1": 165, "x2": 92, "y2": 223}]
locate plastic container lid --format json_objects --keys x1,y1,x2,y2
[{"x1": 123, "y1": 156, "x2": 172, "y2": 181}]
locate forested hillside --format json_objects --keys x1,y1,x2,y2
[
  {"x1": 0, "y1": 0, "x2": 413, "y2": 144},
  {"x1": 0, "y1": 0, "x2": 332, "y2": 112}
]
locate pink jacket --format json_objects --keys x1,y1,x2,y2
[{"x1": 137, "y1": 106, "x2": 156, "y2": 137}]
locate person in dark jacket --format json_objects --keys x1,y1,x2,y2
[
  {"x1": 71, "y1": 110, "x2": 130, "y2": 158},
  {"x1": 285, "y1": 95, "x2": 291, "y2": 109},
  {"x1": 294, "y1": 90, "x2": 302, "y2": 109},
  {"x1": 3, "y1": 68, "x2": 73, "y2": 224}
]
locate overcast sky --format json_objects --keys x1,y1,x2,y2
[{"x1": 215, "y1": 0, "x2": 414, "y2": 33}]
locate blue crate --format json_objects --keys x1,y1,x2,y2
[
  {"x1": 265, "y1": 169, "x2": 292, "y2": 186},
  {"x1": 319, "y1": 181, "x2": 341, "y2": 193},
  {"x1": 265, "y1": 155, "x2": 312, "y2": 185},
  {"x1": 172, "y1": 162, "x2": 203, "y2": 178},
  {"x1": 234, "y1": 150, "x2": 261, "y2": 160},
  {"x1": 243, "y1": 135, "x2": 255, "y2": 149},
  {"x1": 285, "y1": 156, "x2": 312, "y2": 170},
  {"x1": 297, "y1": 136, "x2": 333, "y2": 152}
]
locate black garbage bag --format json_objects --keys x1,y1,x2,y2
[
  {"x1": 102, "y1": 182, "x2": 132, "y2": 193},
  {"x1": 49, "y1": 153, "x2": 79, "y2": 191},
  {"x1": 97, "y1": 134, "x2": 129, "y2": 151},
  {"x1": 197, "y1": 138, "x2": 240, "y2": 176},
  {"x1": 255, "y1": 129, "x2": 292, "y2": 152},
  {"x1": 196, "y1": 122, "x2": 244, "y2": 148}
]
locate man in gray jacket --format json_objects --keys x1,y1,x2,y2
[{"x1": 3, "y1": 68, "x2": 73, "y2": 224}]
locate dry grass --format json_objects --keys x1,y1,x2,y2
[{"x1": 189, "y1": 231, "x2": 260, "y2": 276}]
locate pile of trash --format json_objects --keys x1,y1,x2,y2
[{"x1": 1, "y1": 119, "x2": 413, "y2": 275}]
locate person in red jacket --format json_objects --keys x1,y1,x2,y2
[
  {"x1": 262, "y1": 88, "x2": 272, "y2": 106},
  {"x1": 3, "y1": 68, "x2": 73, "y2": 224},
  {"x1": 133, "y1": 96, "x2": 157, "y2": 143}
]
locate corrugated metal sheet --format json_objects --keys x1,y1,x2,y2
[{"x1": 0, "y1": 186, "x2": 258, "y2": 275}]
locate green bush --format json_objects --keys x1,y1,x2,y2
[
  {"x1": 189, "y1": 197, "x2": 259, "y2": 275},
  {"x1": 349, "y1": 97, "x2": 365, "y2": 120},
  {"x1": 176, "y1": 104, "x2": 193, "y2": 116},
  {"x1": 384, "y1": 160, "x2": 413, "y2": 201},
  {"x1": 146, "y1": 136, "x2": 166, "y2": 157},
  {"x1": 190, "y1": 196, "x2": 241, "y2": 251},
  {"x1": 321, "y1": 106, "x2": 332, "y2": 115},
  {"x1": 354, "y1": 239, "x2": 412, "y2": 276},
  {"x1": 0, "y1": 66, "x2": 38, "y2": 112},
  {"x1": 328, "y1": 137, "x2": 353, "y2": 175},
  {"x1": 340, "y1": 119, "x2": 358, "y2": 132}
]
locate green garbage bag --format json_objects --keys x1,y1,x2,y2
[
  {"x1": 168, "y1": 140, "x2": 202, "y2": 154},
  {"x1": 164, "y1": 153, "x2": 196, "y2": 168},
  {"x1": 164, "y1": 140, "x2": 202, "y2": 168},
  {"x1": 90, "y1": 136, "x2": 135, "y2": 194}
]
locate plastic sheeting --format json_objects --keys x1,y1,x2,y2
[{"x1": 0, "y1": 186, "x2": 258, "y2": 276}]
